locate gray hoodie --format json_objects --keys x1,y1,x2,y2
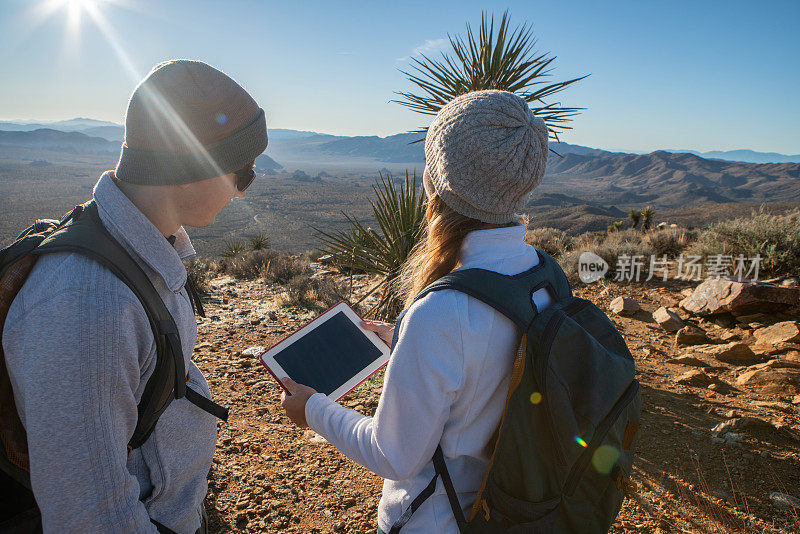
[{"x1": 3, "y1": 172, "x2": 217, "y2": 533}]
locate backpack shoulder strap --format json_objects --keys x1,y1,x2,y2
[
  {"x1": 413, "y1": 248, "x2": 571, "y2": 330},
  {"x1": 33, "y1": 201, "x2": 226, "y2": 449}
]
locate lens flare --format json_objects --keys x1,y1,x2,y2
[
  {"x1": 574, "y1": 436, "x2": 588, "y2": 448},
  {"x1": 529, "y1": 392, "x2": 542, "y2": 405},
  {"x1": 591, "y1": 445, "x2": 621, "y2": 475},
  {"x1": 216, "y1": 113, "x2": 228, "y2": 125}
]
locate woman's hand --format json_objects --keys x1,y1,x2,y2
[
  {"x1": 361, "y1": 320, "x2": 395, "y2": 347},
  {"x1": 280, "y1": 377, "x2": 317, "y2": 428}
]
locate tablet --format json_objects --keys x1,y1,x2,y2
[{"x1": 260, "y1": 301, "x2": 390, "y2": 401}]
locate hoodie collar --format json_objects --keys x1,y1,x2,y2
[
  {"x1": 92, "y1": 171, "x2": 195, "y2": 292},
  {"x1": 459, "y1": 224, "x2": 531, "y2": 270}
]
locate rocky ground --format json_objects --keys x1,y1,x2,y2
[{"x1": 193, "y1": 268, "x2": 800, "y2": 533}]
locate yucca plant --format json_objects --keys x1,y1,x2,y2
[
  {"x1": 250, "y1": 232, "x2": 270, "y2": 251},
  {"x1": 628, "y1": 209, "x2": 642, "y2": 230},
  {"x1": 641, "y1": 206, "x2": 655, "y2": 231},
  {"x1": 393, "y1": 11, "x2": 587, "y2": 142},
  {"x1": 221, "y1": 239, "x2": 246, "y2": 258},
  {"x1": 316, "y1": 171, "x2": 426, "y2": 319}
]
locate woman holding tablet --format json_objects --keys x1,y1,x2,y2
[{"x1": 281, "y1": 90, "x2": 550, "y2": 534}]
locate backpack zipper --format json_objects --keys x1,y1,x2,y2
[
  {"x1": 539, "y1": 310, "x2": 567, "y2": 466},
  {"x1": 562, "y1": 379, "x2": 640, "y2": 497},
  {"x1": 537, "y1": 299, "x2": 590, "y2": 467}
]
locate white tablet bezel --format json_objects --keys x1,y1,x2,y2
[{"x1": 259, "y1": 301, "x2": 390, "y2": 401}]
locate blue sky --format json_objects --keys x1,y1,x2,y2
[{"x1": 0, "y1": 0, "x2": 798, "y2": 154}]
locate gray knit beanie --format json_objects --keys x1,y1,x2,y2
[
  {"x1": 115, "y1": 59, "x2": 268, "y2": 185},
  {"x1": 422, "y1": 90, "x2": 549, "y2": 224}
]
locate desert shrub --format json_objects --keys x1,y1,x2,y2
[
  {"x1": 221, "y1": 239, "x2": 246, "y2": 258},
  {"x1": 216, "y1": 249, "x2": 274, "y2": 279},
  {"x1": 264, "y1": 253, "x2": 311, "y2": 283},
  {"x1": 302, "y1": 249, "x2": 327, "y2": 262},
  {"x1": 524, "y1": 227, "x2": 574, "y2": 258},
  {"x1": 687, "y1": 207, "x2": 800, "y2": 277},
  {"x1": 560, "y1": 229, "x2": 655, "y2": 282},
  {"x1": 645, "y1": 227, "x2": 695, "y2": 258},
  {"x1": 184, "y1": 258, "x2": 216, "y2": 294},
  {"x1": 249, "y1": 233, "x2": 270, "y2": 251},
  {"x1": 279, "y1": 274, "x2": 348, "y2": 311}
]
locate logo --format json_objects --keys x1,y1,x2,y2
[{"x1": 578, "y1": 252, "x2": 608, "y2": 283}]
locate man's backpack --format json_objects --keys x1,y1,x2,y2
[
  {"x1": 389, "y1": 248, "x2": 641, "y2": 534},
  {"x1": 0, "y1": 201, "x2": 228, "y2": 532}
]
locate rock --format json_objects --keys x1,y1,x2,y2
[
  {"x1": 680, "y1": 288, "x2": 695, "y2": 298},
  {"x1": 609, "y1": 297, "x2": 640, "y2": 315},
  {"x1": 752, "y1": 400, "x2": 792, "y2": 412},
  {"x1": 781, "y1": 278, "x2": 798, "y2": 287},
  {"x1": 693, "y1": 342, "x2": 760, "y2": 364},
  {"x1": 769, "y1": 492, "x2": 800, "y2": 510},
  {"x1": 675, "y1": 370, "x2": 713, "y2": 387},
  {"x1": 653, "y1": 307, "x2": 684, "y2": 332},
  {"x1": 753, "y1": 321, "x2": 800, "y2": 345},
  {"x1": 750, "y1": 358, "x2": 800, "y2": 370},
  {"x1": 717, "y1": 330, "x2": 741, "y2": 342},
  {"x1": 667, "y1": 355, "x2": 710, "y2": 367},
  {"x1": 752, "y1": 342, "x2": 800, "y2": 357},
  {"x1": 736, "y1": 367, "x2": 800, "y2": 394},
  {"x1": 333, "y1": 522, "x2": 345, "y2": 532},
  {"x1": 711, "y1": 416, "x2": 775, "y2": 436},
  {"x1": 793, "y1": 395, "x2": 800, "y2": 405},
  {"x1": 675, "y1": 326, "x2": 710, "y2": 345},
  {"x1": 242, "y1": 346, "x2": 266, "y2": 356},
  {"x1": 734, "y1": 312, "x2": 771, "y2": 323},
  {"x1": 679, "y1": 278, "x2": 799, "y2": 316}
]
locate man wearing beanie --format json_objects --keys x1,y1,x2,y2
[{"x1": 3, "y1": 60, "x2": 267, "y2": 533}]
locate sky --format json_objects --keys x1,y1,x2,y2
[{"x1": 0, "y1": 0, "x2": 798, "y2": 154}]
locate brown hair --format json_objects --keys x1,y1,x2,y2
[{"x1": 397, "y1": 194, "x2": 519, "y2": 307}]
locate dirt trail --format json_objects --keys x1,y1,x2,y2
[{"x1": 196, "y1": 275, "x2": 800, "y2": 533}]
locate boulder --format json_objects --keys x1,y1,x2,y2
[
  {"x1": 751, "y1": 341, "x2": 800, "y2": 357},
  {"x1": 653, "y1": 307, "x2": 684, "y2": 332},
  {"x1": 609, "y1": 296, "x2": 640, "y2": 315},
  {"x1": 694, "y1": 342, "x2": 760, "y2": 364},
  {"x1": 736, "y1": 367, "x2": 800, "y2": 394},
  {"x1": 675, "y1": 325, "x2": 710, "y2": 345},
  {"x1": 679, "y1": 278, "x2": 799, "y2": 316},
  {"x1": 769, "y1": 492, "x2": 800, "y2": 510},
  {"x1": 753, "y1": 321, "x2": 800, "y2": 345},
  {"x1": 711, "y1": 416, "x2": 775, "y2": 436},
  {"x1": 667, "y1": 355, "x2": 711, "y2": 367},
  {"x1": 674, "y1": 369, "x2": 713, "y2": 387}
]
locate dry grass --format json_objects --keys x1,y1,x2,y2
[{"x1": 278, "y1": 274, "x2": 349, "y2": 311}]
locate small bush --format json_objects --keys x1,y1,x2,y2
[
  {"x1": 264, "y1": 254, "x2": 311, "y2": 283},
  {"x1": 215, "y1": 249, "x2": 312, "y2": 282},
  {"x1": 249, "y1": 233, "x2": 270, "y2": 251},
  {"x1": 560, "y1": 229, "x2": 654, "y2": 282},
  {"x1": 687, "y1": 208, "x2": 800, "y2": 277},
  {"x1": 184, "y1": 258, "x2": 216, "y2": 294},
  {"x1": 221, "y1": 239, "x2": 246, "y2": 258},
  {"x1": 645, "y1": 227, "x2": 695, "y2": 258},
  {"x1": 279, "y1": 274, "x2": 348, "y2": 311},
  {"x1": 524, "y1": 227, "x2": 574, "y2": 258}
]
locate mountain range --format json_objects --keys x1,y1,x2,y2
[
  {"x1": 1, "y1": 123, "x2": 799, "y2": 211},
  {"x1": 0, "y1": 119, "x2": 797, "y2": 164}
]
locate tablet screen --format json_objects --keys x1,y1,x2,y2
[{"x1": 272, "y1": 311, "x2": 384, "y2": 396}]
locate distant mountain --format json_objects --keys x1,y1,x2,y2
[
  {"x1": 82, "y1": 125, "x2": 125, "y2": 142},
  {"x1": 663, "y1": 148, "x2": 800, "y2": 164},
  {"x1": 255, "y1": 153, "x2": 283, "y2": 171},
  {"x1": 544, "y1": 149, "x2": 800, "y2": 207},
  {"x1": 0, "y1": 129, "x2": 118, "y2": 154},
  {"x1": 0, "y1": 118, "x2": 120, "y2": 133}
]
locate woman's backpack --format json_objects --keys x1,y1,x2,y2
[
  {"x1": 0, "y1": 201, "x2": 227, "y2": 532},
  {"x1": 389, "y1": 248, "x2": 641, "y2": 533}
]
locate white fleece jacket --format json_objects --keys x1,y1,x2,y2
[{"x1": 305, "y1": 224, "x2": 550, "y2": 533}]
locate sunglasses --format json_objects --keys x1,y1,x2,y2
[{"x1": 233, "y1": 166, "x2": 256, "y2": 192}]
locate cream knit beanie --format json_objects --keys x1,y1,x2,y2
[{"x1": 422, "y1": 90, "x2": 549, "y2": 223}]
